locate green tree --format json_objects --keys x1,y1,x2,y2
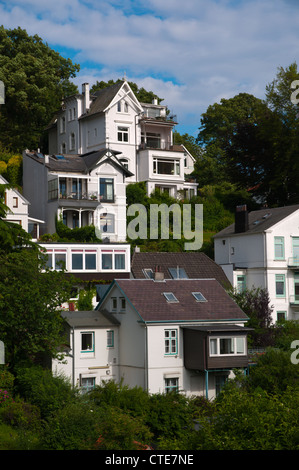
[
  {"x1": 0, "y1": 249, "x2": 73, "y2": 371},
  {"x1": 0, "y1": 26, "x2": 79, "y2": 152},
  {"x1": 90, "y1": 79, "x2": 162, "y2": 104}
]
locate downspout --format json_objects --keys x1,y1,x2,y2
[
  {"x1": 144, "y1": 323, "x2": 148, "y2": 392},
  {"x1": 264, "y1": 232, "x2": 268, "y2": 290},
  {"x1": 72, "y1": 326, "x2": 75, "y2": 388},
  {"x1": 204, "y1": 369, "x2": 209, "y2": 399}
]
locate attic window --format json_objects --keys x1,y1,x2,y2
[
  {"x1": 168, "y1": 267, "x2": 188, "y2": 279},
  {"x1": 192, "y1": 292, "x2": 207, "y2": 302},
  {"x1": 163, "y1": 292, "x2": 178, "y2": 303},
  {"x1": 143, "y1": 268, "x2": 154, "y2": 279}
]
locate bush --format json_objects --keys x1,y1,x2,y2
[
  {"x1": 0, "y1": 366, "x2": 14, "y2": 394},
  {"x1": 0, "y1": 399, "x2": 41, "y2": 431},
  {"x1": 42, "y1": 402, "x2": 100, "y2": 450},
  {"x1": 15, "y1": 366, "x2": 77, "y2": 419}
]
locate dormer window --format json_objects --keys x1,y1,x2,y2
[
  {"x1": 163, "y1": 292, "x2": 178, "y2": 303},
  {"x1": 192, "y1": 292, "x2": 207, "y2": 302}
]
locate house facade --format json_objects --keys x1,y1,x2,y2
[
  {"x1": 22, "y1": 149, "x2": 131, "y2": 241},
  {"x1": 46, "y1": 80, "x2": 197, "y2": 199},
  {"x1": 214, "y1": 204, "x2": 299, "y2": 323},
  {"x1": 0, "y1": 174, "x2": 43, "y2": 240},
  {"x1": 54, "y1": 278, "x2": 250, "y2": 400}
]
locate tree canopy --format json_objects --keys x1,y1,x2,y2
[{"x1": 0, "y1": 26, "x2": 80, "y2": 152}]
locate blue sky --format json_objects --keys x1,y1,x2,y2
[{"x1": 0, "y1": 0, "x2": 299, "y2": 136}]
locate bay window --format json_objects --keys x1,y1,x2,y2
[
  {"x1": 209, "y1": 336, "x2": 246, "y2": 356},
  {"x1": 153, "y1": 158, "x2": 180, "y2": 176}
]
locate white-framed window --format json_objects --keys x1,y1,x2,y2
[
  {"x1": 99, "y1": 178, "x2": 114, "y2": 202},
  {"x1": 81, "y1": 332, "x2": 94, "y2": 352},
  {"x1": 70, "y1": 132, "x2": 76, "y2": 150},
  {"x1": 164, "y1": 329, "x2": 178, "y2": 355},
  {"x1": 192, "y1": 292, "x2": 207, "y2": 302},
  {"x1": 117, "y1": 101, "x2": 121, "y2": 112},
  {"x1": 46, "y1": 250, "x2": 66, "y2": 270},
  {"x1": 60, "y1": 116, "x2": 66, "y2": 133},
  {"x1": 107, "y1": 330, "x2": 114, "y2": 348},
  {"x1": 120, "y1": 297, "x2": 126, "y2": 311},
  {"x1": 111, "y1": 297, "x2": 117, "y2": 311},
  {"x1": 143, "y1": 268, "x2": 154, "y2": 279},
  {"x1": 71, "y1": 250, "x2": 97, "y2": 271},
  {"x1": 101, "y1": 252, "x2": 126, "y2": 270},
  {"x1": 165, "y1": 377, "x2": 178, "y2": 394},
  {"x1": 274, "y1": 237, "x2": 285, "y2": 260},
  {"x1": 117, "y1": 126, "x2": 129, "y2": 142},
  {"x1": 209, "y1": 336, "x2": 246, "y2": 356},
  {"x1": 60, "y1": 142, "x2": 66, "y2": 154},
  {"x1": 163, "y1": 292, "x2": 179, "y2": 303},
  {"x1": 153, "y1": 158, "x2": 180, "y2": 176}
]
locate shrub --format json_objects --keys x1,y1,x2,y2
[
  {"x1": 0, "y1": 399, "x2": 41, "y2": 431},
  {"x1": 0, "y1": 366, "x2": 14, "y2": 393},
  {"x1": 15, "y1": 366, "x2": 77, "y2": 419}
]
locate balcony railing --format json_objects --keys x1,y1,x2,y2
[
  {"x1": 59, "y1": 191, "x2": 99, "y2": 201},
  {"x1": 288, "y1": 257, "x2": 299, "y2": 267},
  {"x1": 290, "y1": 295, "x2": 299, "y2": 305}
]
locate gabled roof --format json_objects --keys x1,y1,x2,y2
[
  {"x1": 96, "y1": 278, "x2": 247, "y2": 323},
  {"x1": 214, "y1": 204, "x2": 299, "y2": 238},
  {"x1": 0, "y1": 174, "x2": 30, "y2": 206},
  {"x1": 131, "y1": 251, "x2": 231, "y2": 288},
  {"x1": 80, "y1": 80, "x2": 143, "y2": 119},
  {"x1": 25, "y1": 149, "x2": 133, "y2": 177}
]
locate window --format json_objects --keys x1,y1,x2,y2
[
  {"x1": 117, "y1": 101, "x2": 121, "y2": 112},
  {"x1": 111, "y1": 297, "x2": 117, "y2": 311},
  {"x1": 102, "y1": 253, "x2": 112, "y2": 269},
  {"x1": 209, "y1": 336, "x2": 246, "y2": 356},
  {"x1": 100, "y1": 178, "x2": 114, "y2": 202},
  {"x1": 100, "y1": 213, "x2": 115, "y2": 233},
  {"x1": 60, "y1": 116, "x2": 65, "y2": 133},
  {"x1": 117, "y1": 126, "x2": 129, "y2": 142},
  {"x1": 276, "y1": 274, "x2": 285, "y2": 297},
  {"x1": 70, "y1": 132, "x2": 75, "y2": 150},
  {"x1": 124, "y1": 101, "x2": 128, "y2": 113},
  {"x1": 163, "y1": 292, "x2": 179, "y2": 303},
  {"x1": 61, "y1": 142, "x2": 66, "y2": 154},
  {"x1": 277, "y1": 311, "x2": 287, "y2": 322},
  {"x1": 120, "y1": 297, "x2": 126, "y2": 311},
  {"x1": 192, "y1": 292, "x2": 207, "y2": 302},
  {"x1": 54, "y1": 252, "x2": 66, "y2": 270},
  {"x1": 237, "y1": 275, "x2": 246, "y2": 293},
  {"x1": 153, "y1": 158, "x2": 180, "y2": 175},
  {"x1": 274, "y1": 237, "x2": 285, "y2": 260},
  {"x1": 115, "y1": 253, "x2": 125, "y2": 270},
  {"x1": 13, "y1": 197, "x2": 18, "y2": 208},
  {"x1": 168, "y1": 267, "x2": 189, "y2": 279},
  {"x1": 141, "y1": 132, "x2": 161, "y2": 149},
  {"x1": 165, "y1": 378, "x2": 178, "y2": 394},
  {"x1": 143, "y1": 268, "x2": 154, "y2": 279},
  {"x1": 81, "y1": 377, "x2": 95, "y2": 393},
  {"x1": 81, "y1": 332, "x2": 94, "y2": 352},
  {"x1": 107, "y1": 330, "x2": 114, "y2": 348},
  {"x1": 165, "y1": 329, "x2": 178, "y2": 355},
  {"x1": 71, "y1": 251, "x2": 96, "y2": 270}
]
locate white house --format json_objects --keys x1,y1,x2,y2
[
  {"x1": 0, "y1": 174, "x2": 43, "y2": 240},
  {"x1": 214, "y1": 204, "x2": 299, "y2": 323},
  {"x1": 46, "y1": 80, "x2": 197, "y2": 199},
  {"x1": 54, "y1": 277, "x2": 251, "y2": 400},
  {"x1": 22, "y1": 148, "x2": 132, "y2": 241}
]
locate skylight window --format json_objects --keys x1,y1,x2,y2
[
  {"x1": 163, "y1": 292, "x2": 179, "y2": 303},
  {"x1": 168, "y1": 267, "x2": 189, "y2": 279},
  {"x1": 192, "y1": 292, "x2": 207, "y2": 302}
]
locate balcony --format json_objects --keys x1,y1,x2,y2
[
  {"x1": 58, "y1": 192, "x2": 100, "y2": 209},
  {"x1": 290, "y1": 295, "x2": 299, "y2": 305},
  {"x1": 288, "y1": 257, "x2": 299, "y2": 268}
]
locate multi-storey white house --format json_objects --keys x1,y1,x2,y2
[
  {"x1": 0, "y1": 174, "x2": 43, "y2": 239},
  {"x1": 46, "y1": 80, "x2": 197, "y2": 199},
  {"x1": 22, "y1": 148, "x2": 132, "y2": 241},
  {"x1": 214, "y1": 204, "x2": 299, "y2": 323},
  {"x1": 54, "y1": 277, "x2": 251, "y2": 400}
]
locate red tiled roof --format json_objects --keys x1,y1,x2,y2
[{"x1": 115, "y1": 279, "x2": 247, "y2": 323}]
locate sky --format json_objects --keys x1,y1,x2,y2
[{"x1": 0, "y1": 0, "x2": 299, "y2": 137}]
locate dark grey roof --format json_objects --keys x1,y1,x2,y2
[
  {"x1": 62, "y1": 310, "x2": 120, "y2": 328},
  {"x1": 131, "y1": 251, "x2": 231, "y2": 288},
  {"x1": 80, "y1": 81, "x2": 125, "y2": 119},
  {"x1": 214, "y1": 204, "x2": 299, "y2": 238},
  {"x1": 26, "y1": 149, "x2": 133, "y2": 176},
  {"x1": 103, "y1": 279, "x2": 248, "y2": 323}
]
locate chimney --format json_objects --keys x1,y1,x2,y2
[
  {"x1": 235, "y1": 205, "x2": 249, "y2": 233},
  {"x1": 82, "y1": 83, "x2": 90, "y2": 113},
  {"x1": 154, "y1": 265, "x2": 164, "y2": 281}
]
